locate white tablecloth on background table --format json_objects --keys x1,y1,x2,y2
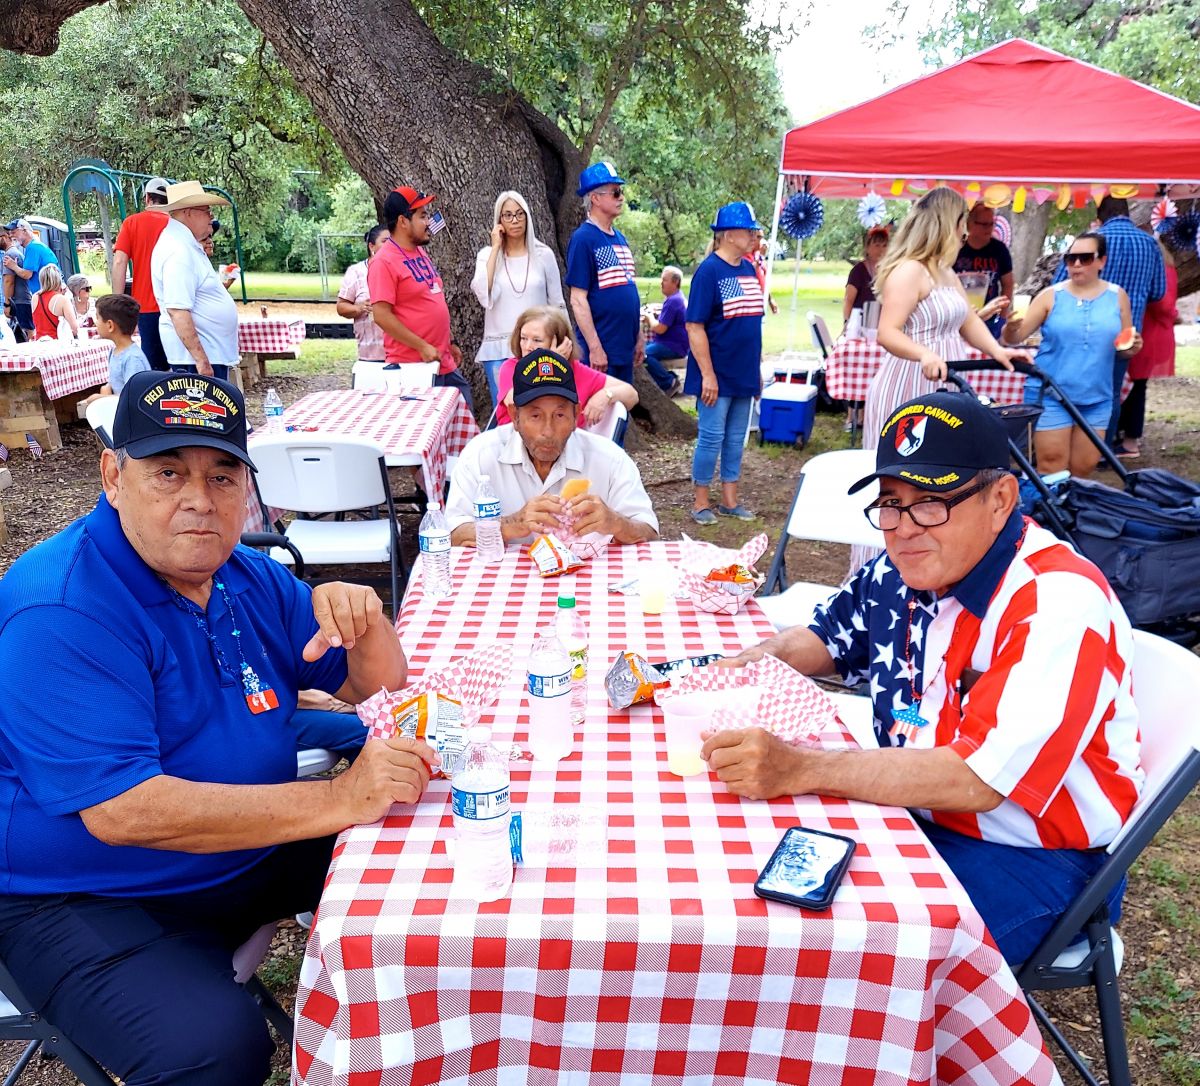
[
  {"x1": 272, "y1": 387, "x2": 479, "y2": 500},
  {"x1": 292, "y1": 542, "x2": 1061, "y2": 1086},
  {"x1": 0, "y1": 339, "x2": 112, "y2": 399}
]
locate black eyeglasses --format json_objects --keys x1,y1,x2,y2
[
  {"x1": 864, "y1": 478, "x2": 991, "y2": 531},
  {"x1": 1064, "y1": 251, "x2": 1097, "y2": 266},
  {"x1": 499, "y1": 210, "x2": 526, "y2": 222}
]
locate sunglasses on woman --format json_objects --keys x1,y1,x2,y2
[{"x1": 1064, "y1": 251, "x2": 1098, "y2": 266}]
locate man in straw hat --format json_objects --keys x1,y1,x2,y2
[
  {"x1": 704, "y1": 391, "x2": 1142, "y2": 964},
  {"x1": 0, "y1": 370, "x2": 433, "y2": 1082},
  {"x1": 150, "y1": 180, "x2": 239, "y2": 380}
]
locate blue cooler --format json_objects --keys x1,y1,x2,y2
[{"x1": 759, "y1": 382, "x2": 817, "y2": 446}]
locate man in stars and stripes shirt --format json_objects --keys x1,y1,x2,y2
[
  {"x1": 565, "y1": 161, "x2": 644, "y2": 383},
  {"x1": 703, "y1": 391, "x2": 1142, "y2": 964}
]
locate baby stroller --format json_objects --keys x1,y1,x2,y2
[{"x1": 945, "y1": 359, "x2": 1200, "y2": 648}]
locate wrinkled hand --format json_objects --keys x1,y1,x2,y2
[
  {"x1": 918, "y1": 351, "x2": 947, "y2": 382},
  {"x1": 303, "y1": 581, "x2": 387, "y2": 660},
  {"x1": 332, "y1": 735, "x2": 438, "y2": 823},
  {"x1": 564, "y1": 491, "x2": 615, "y2": 537},
  {"x1": 713, "y1": 644, "x2": 767, "y2": 669},
  {"x1": 417, "y1": 340, "x2": 441, "y2": 363},
  {"x1": 512, "y1": 493, "x2": 566, "y2": 539},
  {"x1": 701, "y1": 727, "x2": 804, "y2": 801},
  {"x1": 196, "y1": 360, "x2": 215, "y2": 377},
  {"x1": 582, "y1": 392, "x2": 609, "y2": 426},
  {"x1": 590, "y1": 345, "x2": 609, "y2": 373},
  {"x1": 549, "y1": 336, "x2": 573, "y2": 358},
  {"x1": 700, "y1": 373, "x2": 719, "y2": 406}
]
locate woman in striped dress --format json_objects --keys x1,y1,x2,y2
[{"x1": 850, "y1": 189, "x2": 1030, "y2": 569}]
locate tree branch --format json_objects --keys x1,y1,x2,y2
[{"x1": 576, "y1": 0, "x2": 653, "y2": 159}]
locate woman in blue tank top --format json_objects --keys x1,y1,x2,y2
[{"x1": 1002, "y1": 232, "x2": 1140, "y2": 478}]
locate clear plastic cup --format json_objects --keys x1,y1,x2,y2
[{"x1": 660, "y1": 693, "x2": 711, "y2": 777}]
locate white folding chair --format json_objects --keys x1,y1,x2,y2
[
  {"x1": 1016, "y1": 630, "x2": 1200, "y2": 1086},
  {"x1": 757, "y1": 450, "x2": 883, "y2": 631},
  {"x1": 351, "y1": 360, "x2": 438, "y2": 391},
  {"x1": 250, "y1": 433, "x2": 407, "y2": 609},
  {"x1": 807, "y1": 311, "x2": 834, "y2": 359},
  {"x1": 584, "y1": 401, "x2": 629, "y2": 446},
  {"x1": 85, "y1": 395, "x2": 119, "y2": 449}
]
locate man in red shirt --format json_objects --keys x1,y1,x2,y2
[
  {"x1": 367, "y1": 185, "x2": 471, "y2": 410},
  {"x1": 111, "y1": 177, "x2": 171, "y2": 371}
]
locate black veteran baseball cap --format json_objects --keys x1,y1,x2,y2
[
  {"x1": 512, "y1": 348, "x2": 578, "y2": 407},
  {"x1": 112, "y1": 371, "x2": 256, "y2": 471},
  {"x1": 848, "y1": 391, "x2": 1008, "y2": 494}
]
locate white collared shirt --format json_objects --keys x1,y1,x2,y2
[
  {"x1": 150, "y1": 217, "x2": 239, "y2": 367},
  {"x1": 445, "y1": 424, "x2": 658, "y2": 543}
]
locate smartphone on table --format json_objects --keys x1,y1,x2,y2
[{"x1": 754, "y1": 826, "x2": 856, "y2": 911}]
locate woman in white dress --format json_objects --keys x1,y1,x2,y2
[
  {"x1": 66, "y1": 274, "x2": 97, "y2": 337},
  {"x1": 471, "y1": 190, "x2": 565, "y2": 405}
]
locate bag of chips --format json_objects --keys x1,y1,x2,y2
[
  {"x1": 527, "y1": 533, "x2": 584, "y2": 577},
  {"x1": 384, "y1": 691, "x2": 469, "y2": 778}
]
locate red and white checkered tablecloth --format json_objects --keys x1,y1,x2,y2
[
  {"x1": 238, "y1": 318, "x2": 307, "y2": 354},
  {"x1": 293, "y1": 543, "x2": 1061, "y2": 1086},
  {"x1": 825, "y1": 338, "x2": 1028, "y2": 404},
  {"x1": 276, "y1": 387, "x2": 479, "y2": 500},
  {"x1": 0, "y1": 339, "x2": 112, "y2": 399}
]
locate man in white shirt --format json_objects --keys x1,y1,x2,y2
[
  {"x1": 446, "y1": 349, "x2": 658, "y2": 546},
  {"x1": 150, "y1": 181, "x2": 239, "y2": 380}
]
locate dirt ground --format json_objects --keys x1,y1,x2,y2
[{"x1": 1, "y1": 360, "x2": 1198, "y2": 1084}]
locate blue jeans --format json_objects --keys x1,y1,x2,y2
[
  {"x1": 138, "y1": 312, "x2": 169, "y2": 371},
  {"x1": 434, "y1": 368, "x2": 475, "y2": 414},
  {"x1": 291, "y1": 708, "x2": 365, "y2": 762},
  {"x1": 480, "y1": 358, "x2": 505, "y2": 407},
  {"x1": 170, "y1": 363, "x2": 232, "y2": 382},
  {"x1": 917, "y1": 817, "x2": 1123, "y2": 965},
  {"x1": 643, "y1": 341, "x2": 682, "y2": 391},
  {"x1": 692, "y1": 396, "x2": 753, "y2": 486}
]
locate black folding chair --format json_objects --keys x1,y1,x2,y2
[{"x1": 1015, "y1": 629, "x2": 1200, "y2": 1086}]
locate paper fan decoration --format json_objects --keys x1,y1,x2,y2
[
  {"x1": 779, "y1": 191, "x2": 824, "y2": 240},
  {"x1": 993, "y1": 215, "x2": 1012, "y2": 246},
  {"x1": 1151, "y1": 197, "x2": 1178, "y2": 233},
  {"x1": 1165, "y1": 210, "x2": 1200, "y2": 253},
  {"x1": 857, "y1": 192, "x2": 887, "y2": 228}
]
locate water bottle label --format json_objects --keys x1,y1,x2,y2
[
  {"x1": 451, "y1": 785, "x2": 510, "y2": 820},
  {"x1": 568, "y1": 647, "x2": 587, "y2": 681},
  {"x1": 474, "y1": 500, "x2": 501, "y2": 520},
  {"x1": 528, "y1": 669, "x2": 572, "y2": 698},
  {"x1": 266, "y1": 406, "x2": 283, "y2": 417},
  {"x1": 419, "y1": 531, "x2": 451, "y2": 554}
]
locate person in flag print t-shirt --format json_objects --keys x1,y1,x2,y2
[
  {"x1": 683, "y1": 201, "x2": 764, "y2": 526},
  {"x1": 565, "y1": 161, "x2": 643, "y2": 384},
  {"x1": 704, "y1": 391, "x2": 1143, "y2": 965}
]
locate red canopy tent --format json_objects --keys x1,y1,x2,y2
[{"x1": 775, "y1": 38, "x2": 1200, "y2": 202}]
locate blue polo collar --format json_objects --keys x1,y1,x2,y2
[{"x1": 947, "y1": 508, "x2": 1025, "y2": 618}]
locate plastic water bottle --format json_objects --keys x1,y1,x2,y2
[
  {"x1": 474, "y1": 474, "x2": 504, "y2": 564},
  {"x1": 451, "y1": 726, "x2": 513, "y2": 902},
  {"x1": 418, "y1": 500, "x2": 453, "y2": 600},
  {"x1": 263, "y1": 387, "x2": 284, "y2": 432},
  {"x1": 526, "y1": 625, "x2": 574, "y2": 762},
  {"x1": 555, "y1": 577, "x2": 588, "y2": 725}
]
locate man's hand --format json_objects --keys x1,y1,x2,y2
[
  {"x1": 768, "y1": 297, "x2": 779, "y2": 316},
  {"x1": 713, "y1": 644, "x2": 767, "y2": 669},
  {"x1": 701, "y1": 727, "x2": 806, "y2": 800},
  {"x1": 330, "y1": 735, "x2": 438, "y2": 823},
  {"x1": 1, "y1": 255, "x2": 15, "y2": 271},
  {"x1": 590, "y1": 345, "x2": 609, "y2": 372},
  {"x1": 564, "y1": 491, "x2": 617, "y2": 537},
  {"x1": 417, "y1": 341, "x2": 441, "y2": 363},
  {"x1": 505, "y1": 494, "x2": 565, "y2": 540},
  {"x1": 449, "y1": 343, "x2": 463, "y2": 367},
  {"x1": 196, "y1": 360, "x2": 215, "y2": 377},
  {"x1": 700, "y1": 373, "x2": 719, "y2": 406},
  {"x1": 304, "y1": 582, "x2": 387, "y2": 659},
  {"x1": 634, "y1": 333, "x2": 645, "y2": 366}
]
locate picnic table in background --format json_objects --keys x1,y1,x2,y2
[
  {"x1": 267, "y1": 386, "x2": 479, "y2": 501},
  {"x1": 292, "y1": 542, "x2": 1062, "y2": 1086},
  {"x1": 237, "y1": 318, "x2": 307, "y2": 389},
  {"x1": 0, "y1": 338, "x2": 112, "y2": 451}
]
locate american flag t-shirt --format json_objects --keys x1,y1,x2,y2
[
  {"x1": 595, "y1": 244, "x2": 636, "y2": 289},
  {"x1": 718, "y1": 275, "x2": 764, "y2": 319}
]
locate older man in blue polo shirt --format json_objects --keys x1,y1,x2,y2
[{"x1": 0, "y1": 372, "x2": 435, "y2": 1086}]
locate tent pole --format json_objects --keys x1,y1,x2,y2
[{"x1": 765, "y1": 173, "x2": 784, "y2": 303}]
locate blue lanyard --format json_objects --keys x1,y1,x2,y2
[{"x1": 166, "y1": 578, "x2": 270, "y2": 700}]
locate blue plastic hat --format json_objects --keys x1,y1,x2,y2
[
  {"x1": 577, "y1": 161, "x2": 626, "y2": 197},
  {"x1": 710, "y1": 201, "x2": 761, "y2": 231}
]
